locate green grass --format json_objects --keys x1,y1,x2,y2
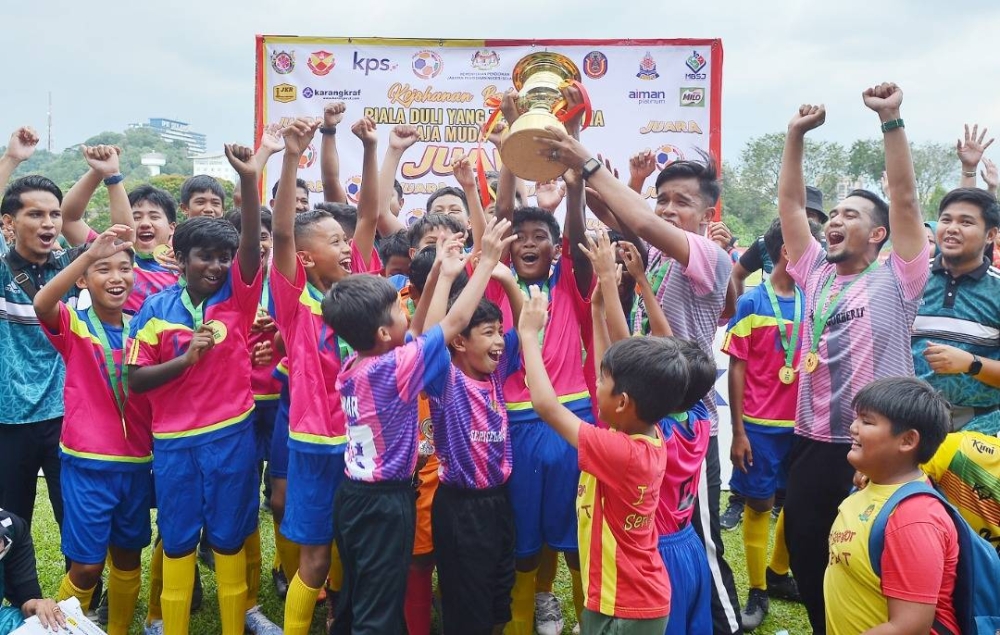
[{"x1": 26, "y1": 482, "x2": 808, "y2": 634}]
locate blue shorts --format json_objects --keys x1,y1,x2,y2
[
  {"x1": 268, "y1": 387, "x2": 291, "y2": 479},
  {"x1": 253, "y1": 399, "x2": 279, "y2": 463},
  {"x1": 659, "y1": 525, "x2": 712, "y2": 635},
  {"x1": 60, "y1": 459, "x2": 153, "y2": 564},
  {"x1": 508, "y1": 400, "x2": 593, "y2": 558},
  {"x1": 729, "y1": 424, "x2": 793, "y2": 501},
  {"x1": 282, "y1": 449, "x2": 345, "y2": 546},
  {"x1": 153, "y1": 422, "x2": 258, "y2": 554}
]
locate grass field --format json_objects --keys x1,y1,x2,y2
[{"x1": 25, "y1": 481, "x2": 809, "y2": 634}]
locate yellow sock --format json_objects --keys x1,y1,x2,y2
[
  {"x1": 215, "y1": 549, "x2": 248, "y2": 635},
  {"x1": 274, "y1": 528, "x2": 301, "y2": 580},
  {"x1": 284, "y1": 572, "x2": 321, "y2": 635},
  {"x1": 57, "y1": 574, "x2": 97, "y2": 608},
  {"x1": 770, "y1": 508, "x2": 791, "y2": 575},
  {"x1": 505, "y1": 569, "x2": 536, "y2": 635},
  {"x1": 161, "y1": 552, "x2": 196, "y2": 635},
  {"x1": 744, "y1": 506, "x2": 770, "y2": 590},
  {"x1": 535, "y1": 546, "x2": 558, "y2": 593},
  {"x1": 569, "y1": 566, "x2": 584, "y2": 623},
  {"x1": 272, "y1": 519, "x2": 282, "y2": 573},
  {"x1": 244, "y1": 530, "x2": 262, "y2": 610},
  {"x1": 147, "y1": 540, "x2": 163, "y2": 623},
  {"x1": 328, "y1": 542, "x2": 343, "y2": 593},
  {"x1": 107, "y1": 560, "x2": 141, "y2": 635}
]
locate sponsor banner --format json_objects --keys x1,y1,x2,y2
[{"x1": 255, "y1": 37, "x2": 723, "y2": 225}]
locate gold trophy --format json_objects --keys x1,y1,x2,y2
[{"x1": 500, "y1": 52, "x2": 582, "y2": 182}]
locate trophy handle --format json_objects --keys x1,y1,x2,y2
[{"x1": 551, "y1": 79, "x2": 594, "y2": 130}]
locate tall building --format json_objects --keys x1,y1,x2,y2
[{"x1": 129, "y1": 118, "x2": 207, "y2": 155}]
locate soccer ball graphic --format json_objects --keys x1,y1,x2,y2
[
  {"x1": 655, "y1": 145, "x2": 685, "y2": 170},
  {"x1": 412, "y1": 50, "x2": 443, "y2": 79},
  {"x1": 345, "y1": 176, "x2": 363, "y2": 204}
]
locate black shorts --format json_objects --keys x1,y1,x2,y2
[{"x1": 432, "y1": 482, "x2": 516, "y2": 635}]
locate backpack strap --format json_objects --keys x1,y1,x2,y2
[
  {"x1": 4, "y1": 252, "x2": 39, "y2": 300},
  {"x1": 868, "y1": 480, "x2": 949, "y2": 578}
]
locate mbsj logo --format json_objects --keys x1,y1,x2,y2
[
  {"x1": 685, "y1": 50, "x2": 707, "y2": 80},
  {"x1": 271, "y1": 50, "x2": 294, "y2": 74},
  {"x1": 471, "y1": 49, "x2": 500, "y2": 70},
  {"x1": 345, "y1": 175, "x2": 364, "y2": 203},
  {"x1": 654, "y1": 145, "x2": 685, "y2": 170},
  {"x1": 583, "y1": 51, "x2": 608, "y2": 79},
  {"x1": 412, "y1": 50, "x2": 443, "y2": 79},
  {"x1": 308, "y1": 50, "x2": 335, "y2": 76},
  {"x1": 636, "y1": 52, "x2": 659, "y2": 81},
  {"x1": 680, "y1": 87, "x2": 705, "y2": 107},
  {"x1": 352, "y1": 52, "x2": 397, "y2": 76},
  {"x1": 273, "y1": 83, "x2": 296, "y2": 103}
]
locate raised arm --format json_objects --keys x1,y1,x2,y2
[
  {"x1": 351, "y1": 117, "x2": 380, "y2": 268},
  {"x1": 864, "y1": 83, "x2": 925, "y2": 262},
  {"x1": 628, "y1": 149, "x2": 657, "y2": 195},
  {"x1": 273, "y1": 119, "x2": 319, "y2": 281},
  {"x1": 778, "y1": 104, "x2": 827, "y2": 266},
  {"x1": 621, "y1": 240, "x2": 671, "y2": 336},
  {"x1": 320, "y1": 102, "x2": 348, "y2": 203},
  {"x1": 62, "y1": 145, "x2": 125, "y2": 245},
  {"x1": 491, "y1": 260, "x2": 524, "y2": 328},
  {"x1": 495, "y1": 89, "x2": 522, "y2": 227},
  {"x1": 451, "y1": 153, "x2": 486, "y2": 251},
  {"x1": 956, "y1": 123, "x2": 993, "y2": 189},
  {"x1": 376, "y1": 125, "x2": 416, "y2": 237},
  {"x1": 580, "y1": 231, "x2": 629, "y2": 343},
  {"x1": 253, "y1": 124, "x2": 285, "y2": 180},
  {"x1": 0, "y1": 127, "x2": 38, "y2": 195},
  {"x1": 414, "y1": 232, "x2": 466, "y2": 334},
  {"x1": 225, "y1": 144, "x2": 261, "y2": 281},
  {"x1": 560, "y1": 125, "x2": 594, "y2": 298}
]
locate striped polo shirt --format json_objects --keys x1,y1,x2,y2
[
  {"x1": 912, "y1": 255, "x2": 1000, "y2": 434},
  {"x1": 787, "y1": 238, "x2": 930, "y2": 444}
]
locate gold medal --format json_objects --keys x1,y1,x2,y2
[
  {"x1": 804, "y1": 351, "x2": 819, "y2": 373},
  {"x1": 204, "y1": 319, "x2": 228, "y2": 344},
  {"x1": 152, "y1": 244, "x2": 173, "y2": 265},
  {"x1": 778, "y1": 365, "x2": 796, "y2": 385}
]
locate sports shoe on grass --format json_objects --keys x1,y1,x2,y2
[
  {"x1": 143, "y1": 619, "x2": 164, "y2": 635},
  {"x1": 534, "y1": 592, "x2": 564, "y2": 635},
  {"x1": 271, "y1": 567, "x2": 289, "y2": 600},
  {"x1": 245, "y1": 605, "x2": 283, "y2": 635},
  {"x1": 766, "y1": 567, "x2": 801, "y2": 602},
  {"x1": 720, "y1": 498, "x2": 744, "y2": 531},
  {"x1": 741, "y1": 588, "x2": 769, "y2": 631}
]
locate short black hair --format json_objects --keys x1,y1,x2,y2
[
  {"x1": 674, "y1": 339, "x2": 717, "y2": 412},
  {"x1": 600, "y1": 337, "x2": 690, "y2": 423},
  {"x1": 271, "y1": 177, "x2": 310, "y2": 200},
  {"x1": 426, "y1": 186, "x2": 468, "y2": 213},
  {"x1": 408, "y1": 246, "x2": 469, "y2": 293},
  {"x1": 392, "y1": 179, "x2": 403, "y2": 201},
  {"x1": 180, "y1": 175, "x2": 226, "y2": 207},
  {"x1": 851, "y1": 377, "x2": 950, "y2": 464},
  {"x1": 314, "y1": 202, "x2": 358, "y2": 238},
  {"x1": 294, "y1": 208, "x2": 336, "y2": 244},
  {"x1": 128, "y1": 184, "x2": 178, "y2": 224},
  {"x1": 762, "y1": 217, "x2": 822, "y2": 263},
  {"x1": 1, "y1": 175, "x2": 63, "y2": 217},
  {"x1": 459, "y1": 298, "x2": 503, "y2": 338},
  {"x1": 322, "y1": 275, "x2": 399, "y2": 352},
  {"x1": 938, "y1": 187, "x2": 1000, "y2": 230},
  {"x1": 172, "y1": 216, "x2": 239, "y2": 261},
  {"x1": 226, "y1": 208, "x2": 272, "y2": 234},
  {"x1": 653, "y1": 149, "x2": 720, "y2": 207},
  {"x1": 378, "y1": 229, "x2": 410, "y2": 264},
  {"x1": 512, "y1": 207, "x2": 561, "y2": 244},
  {"x1": 844, "y1": 189, "x2": 890, "y2": 248},
  {"x1": 406, "y1": 213, "x2": 465, "y2": 248}
]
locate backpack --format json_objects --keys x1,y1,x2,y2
[{"x1": 869, "y1": 480, "x2": 1000, "y2": 635}]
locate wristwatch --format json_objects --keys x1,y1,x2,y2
[
  {"x1": 581, "y1": 157, "x2": 602, "y2": 181},
  {"x1": 967, "y1": 355, "x2": 983, "y2": 376}
]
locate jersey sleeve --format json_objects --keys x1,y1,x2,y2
[
  {"x1": 397, "y1": 324, "x2": 451, "y2": 400},
  {"x1": 888, "y1": 240, "x2": 932, "y2": 301},
  {"x1": 231, "y1": 261, "x2": 264, "y2": 314},
  {"x1": 721, "y1": 292, "x2": 757, "y2": 360},
  {"x1": 786, "y1": 237, "x2": 825, "y2": 289},
  {"x1": 500, "y1": 329, "x2": 522, "y2": 381},
  {"x1": 351, "y1": 240, "x2": 383, "y2": 275},
  {"x1": 920, "y1": 433, "x2": 961, "y2": 482},
  {"x1": 682, "y1": 233, "x2": 732, "y2": 297},
  {"x1": 578, "y1": 423, "x2": 644, "y2": 493},
  {"x1": 126, "y1": 302, "x2": 161, "y2": 367},
  {"x1": 39, "y1": 303, "x2": 73, "y2": 356},
  {"x1": 555, "y1": 235, "x2": 594, "y2": 319},
  {"x1": 1, "y1": 511, "x2": 43, "y2": 607},
  {"x1": 269, "y1": 262, "x2": 306, "y2": 332},
  {"x1": 738, "y1": 239, "x2": 764, "y2": 274},
  {"x1": 880, "y1": 496, "x2": 959, "y2": 604}
]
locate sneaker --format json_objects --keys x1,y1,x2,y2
[
  {"x1": 144, "y1": 619, "x2": 165, "y2": 635},
  {"x1": 245, "y1": 605, "x2": 283, "y2": 635},
  {"x1": 720, "y1": 499, "x2": 744, "y2": 531},
  {"x1": 572, "y1": 624, "x2": 580, "y2": 635},
  {"x1": 324, "y1": 589, "x2": 338, "y2": 634},
  {"x1": 766, "y1": 567, "x2": 801, "y2": 602},
  {"x1": 534, "y1": 592, "x2": 564, "y2": 635},
  {"x1": 271, "y1": 567, "x2": 289, "y2": 600},
  {"x1": 197, "y1": 541, "x2": 215, "y2": 571},
  {"x1": 741, "y1": 588, "x2": 769, "y2": 631},
  {"x1": 192, "y1": 568, "x2": 204, "y2": 613},
  {"x1": 96, "y1": 588, "x2": 109, "y2": 626}
]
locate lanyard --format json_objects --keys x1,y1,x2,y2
[
  {"x1": 632, "y1": 255, "x2": 672, "y2": 335},
  {"x1": 260, "y1": 273, "x2": 270, "y2": 313},
  {"x1": 517, "y1": 277, "x2": 550, "y2": 347},
  {"x1": 180, "y1": 288, "x2": 205, "y2": 330},
  {"x1": 763, "y1": 281, "x2": 802, "y2": 369},
  {"x1": 87, "y1": 308, "x2": 130, "y2": 435},
  {"x1": 810, "y1": 260, "x2": 878, "y2": 354}
]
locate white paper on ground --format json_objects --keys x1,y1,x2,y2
[{"x1": 12, "y1": 596, "x2": 107, "y2": 634}]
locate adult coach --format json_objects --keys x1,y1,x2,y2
[{"x1": 776, "y1": 84, "x2": 930, "y2": 633}]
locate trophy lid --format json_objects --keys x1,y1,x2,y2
[{"x1": 511, "y1": 52, "x2": 581, "y2": 90}]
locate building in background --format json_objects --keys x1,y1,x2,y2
[
  {"x1": 129, "y1": 118, "x2": 207, "y2": 155},
  {"x1": 192, "y1": 153, "x2": 237, "y2": 184}
]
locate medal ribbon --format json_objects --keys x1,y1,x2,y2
[
  {"x1": 88, "y1": 308, "x2": 130, "y2": 437},
  {"x1": 632, "y1": 256, "x2": 672, "y2": 335},
  {"x1": 809, "y1": 260, "x2": 879, "y2": 356},
  {"x1": 763, "y1": 280, "x2": 802, "y2": 370},
  {"x1": 180, "y1": 287, "x2": 205, "y2": 331}
]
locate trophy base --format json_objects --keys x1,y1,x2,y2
[{"x1": 500, "y1": 111, "x2": 568, "y2": 182}]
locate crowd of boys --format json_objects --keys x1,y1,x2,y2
[{"x1": 1, "y1": 80, "x2": 1000, "y2": 635}]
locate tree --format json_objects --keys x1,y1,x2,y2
[
  {"x1": 847, "y1": 139, "x2": 885, "y2": 187},
  {"x1": 911, "y1": 141, "x2": 958, "y2": 216}
]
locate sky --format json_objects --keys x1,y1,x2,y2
[{"x1": 5, "y1": 0, "x2": 1000, "y2": 164}]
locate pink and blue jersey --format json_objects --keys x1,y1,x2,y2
[
  {"x1": 787, "y1": 238, "x2": 929, "y2": 443},
  {"x1": 429, "y1": 329, "x2": 521, "y2": 489},
  {"x1": 127, "y1": 266, "x2": 262, "y2": 449},
  {"x1": 125, "y1": 255, "x2": 179, "y2": 315},
  {"x1": 270, "y1": 243, "x2": 381, "y2": 453},
  {"x1": 249, "y1": 275, "x2": 281, "y2": 402},
  {"x1": 337, "y1": 325, "x2": 451, "y2": 483},
  {"x1": 655, "y1": 401, "x2": 710, "y2": 536},
  {"x1": 43, "y1": 304, "x2": 152, "y2": 468}
]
